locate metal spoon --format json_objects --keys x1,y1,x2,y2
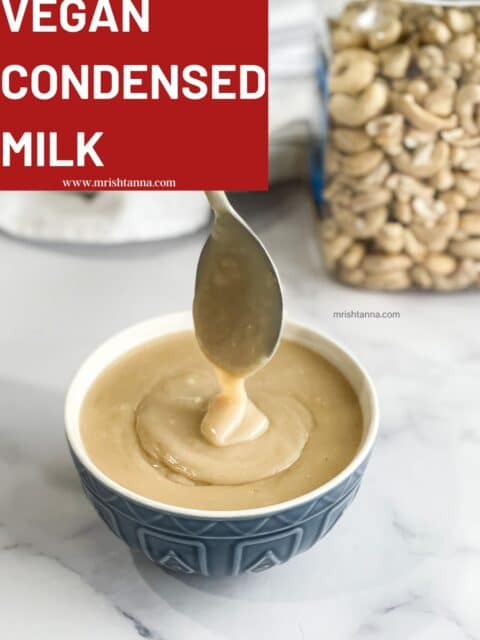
[{"x1": 193, "y1": 191, "x2": 283, "y2": 377}]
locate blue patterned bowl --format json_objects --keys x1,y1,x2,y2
[{"x1": 65, "y1": 313, "x2": 379, "y2": 577}]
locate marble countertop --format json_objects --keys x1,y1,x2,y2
[{"x1": 1, "y1": 183, "x2": 479, "y2": 640}]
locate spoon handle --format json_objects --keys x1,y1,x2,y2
[{"x1": 204, "y1": 191, "x2": 236, "y2": 217}]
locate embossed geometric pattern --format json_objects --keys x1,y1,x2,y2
[
  {"x1": 137, "y1": 527, "x2": 209, "y2": 575},
  {"x1": 70, "y1": 447, "x2": 370, "y2": 576},
  {"x1": 157, "y1": 551, "x2": 196, "y2": 574},
  {"x1": 232, "y1": 527, "x2": 303, "y2": 576},
  {"x1": 247, "y1": 551, "x2": 282, "y2": 573}
]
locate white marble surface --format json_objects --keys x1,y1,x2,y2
[{"x1": 1, "y1": 183, "x2": 479, "y2": 640}]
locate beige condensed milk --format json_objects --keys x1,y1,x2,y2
[
  {"x1": 81, "y1": 204, "x2": 363, "y2": 511},
  {"x1": 81, "y1": 331, "x2": 362, "y2": 510}
]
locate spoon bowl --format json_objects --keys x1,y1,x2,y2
[{"x1": 193, "y1": 191, "x2": 283, "y2": 377}]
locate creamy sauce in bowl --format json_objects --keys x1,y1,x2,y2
[{"x1": 81, "y1": 331, "x2": 363, "y2": 511}]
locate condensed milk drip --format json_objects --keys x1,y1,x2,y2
[
  {"x1": 135, "y1": 365, "x2": 312, "y2": 485},
  {"x1": 200, "y1": 368, "x2": 268, "y2": 447}
]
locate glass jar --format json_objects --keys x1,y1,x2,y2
[{"x1": 318, "y1": 0, "x2": 480, "y2": 290}]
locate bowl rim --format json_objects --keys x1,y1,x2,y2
[{"x1": 65, "y1": 312, "x2": 379, "y2": 520}]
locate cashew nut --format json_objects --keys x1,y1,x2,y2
[
  {"x1": 350, "y1": 188, "x2": 391, "y2": 213},
  {"x1": 446, "y1": 33, "x2": 476, "y2": 62},
  {"x1": 404, "y1": 229, "x2": 427, "y2": 260},
  {"x1": 326, "y1": 164, "x2": 390, "y2": 195},
  {"x1": 339, "y1": 267, "x2": 365, "y2": 287},
  {"x1": 425, "y1": 253, "x2": 457, "y2": 276},
  {"x1": 367, "y1": 18, "x2": 402, "y2": 50},
  {"x1": 366, "y1": 114, "x2": 404, "y2": 154},
  {"x1": 323, "y1": 233, "x2": 353, "y2": 269},
  {"x1": 363, "y1": 270, "x2": 412, "y2": 290},
  {"x1": 386, "y1": 173, "x2": 435, "y2": 203},
  {"x1": 337, "y1": 6, "x2": 365, "y2": 30},
  {"x1": 340, "y1": 242, "x2": 366, "y2": 270},
  {"x1": 451, "y1": 146, "x2": 480, "y2": 171},
  {"x1": 432, "y1": 259, "x2": 477, "y2": 290},
  {"x1": 446, "y1": 9, "x2": 474, "y2": 35},
  {"x1": 441, "y1": 127, "x2": 480, "y2": 147},
  {"x1": 393, "y1": 141, "x2": 450, "y2": 179},
  {"x1": 406, "y1": 79, "x2": 430, "y2": 103},
  {"x1": 423, "y1": 78, "x2": 456, "y2": 117},
  {"x1": 331, "y1": 27, "x2": 366, "y2": 51},
  {"x1": 416, "y1": 45, "x2": 445, "y2": 71},
  {"x1": 329, "y1": 81, "x2": 388, "y2": 127},
  {"x1": 404, "y1": 127, "x2": 436, "y2": 149},
  {"x1": 331, "y1": 128, "x2": 371, "y2": 154},
  {"x1": 443, "y1": 61, "x2": 463, "y2": 80},
  {"x1": 375, "y1": 222, "x2": 404, "y2": 254},
  {"x1": 430, "y1": 168, "x2": 454, "y2": 192},
  {"x1": 412, "y1": 197, "x2": 446, "y2": 226},
  {"x1": 325, "y1": 160, "x2": 390, "y2": 196},
  {"x1": 392, "y1": 94, "x2": 458, "y2": 132},
  {"x1": 380, "y1": 45, "x2": 411, "y2": 78},
  {"x1": 412, "y1": 209, "x2": 459, "y2": 251},
  {"x1": 394, "y1": 201, "x2": 413, "y2": 225},
  {"x1": 421, "y1": 19, "x2": 452, "y2": 45},
  {"x1": 334, "y1": 205, "x2": 388, "y2": 239},
  {"x1": 340, "y1": 148, "x2": 384, "y2": 177},
  {"x1": 411, "y1": 265, "x2": 433, "y2": 288},
  {"x1": 455, "y1": 84, "x2": 480, "y2": 134},
  {"x1": 330, "y1": 49, "x2": 378, "y2": 94},
  {"x1": 363, "y1": 254, "x2": 413, "y2": 274},
  {"x1": 362, "y1": 160, "x2": 391, "y2": 187}
]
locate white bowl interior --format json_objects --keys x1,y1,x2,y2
[{"x1": 65, "y1": 312, "x2": 379, "y2": 519}]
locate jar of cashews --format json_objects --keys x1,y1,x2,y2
[{"x1": 319, "y1": 0, "x2": 480, "y2": 290}]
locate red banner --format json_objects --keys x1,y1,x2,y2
[{"x1": 0, "y1": 0, "x2": 268, "y2": 190}]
